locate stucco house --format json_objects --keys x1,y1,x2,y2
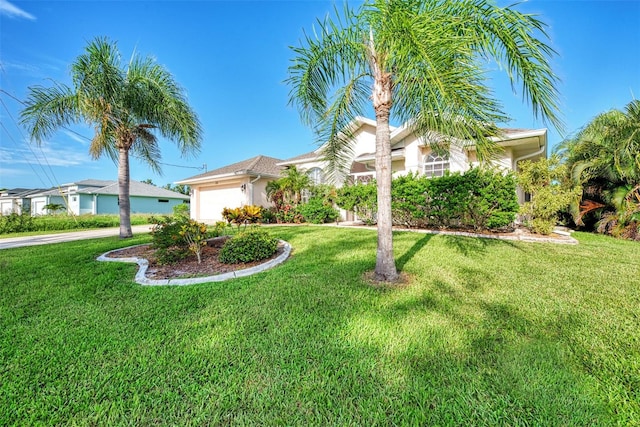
[
  {"x1": 179, "y1": 117, "x2": 547, "y2": 222},
  {"x1": 176, "y1": 155, "x2": 283, "y2": 222},
  {"x1": 0, "y1": 188, "x2": 46, "y2": 215},
  {"x1": 14, "y1": 179, "x2": 189, "y2": 216}
]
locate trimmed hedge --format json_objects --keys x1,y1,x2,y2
[
  {"x1": 336, "y1": 168, "x2": 519, "y2": 231},
  {"x1": 0, "y1": 213, "x2": 149, "y2": 235},
  {"x1": 219, "y1": 229, "x2": 278, "y2": 264}
]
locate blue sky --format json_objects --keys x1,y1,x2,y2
[{"x1": 1, "y1": 0, "x2": 639, "y2": 191}]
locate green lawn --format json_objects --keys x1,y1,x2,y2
[{"x1": 1, "y1": 226, "x2": 638, "y2": 425}]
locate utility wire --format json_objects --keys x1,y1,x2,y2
[
  {"x1": 1, "y1": 89, "x2": 206, "y2": 172},
  {"x1": 0, "y1": 121, "x2": 49, "y2": 187},
  {"x1": 0, "y1": 97, "x2": 57, "y2": 188}
]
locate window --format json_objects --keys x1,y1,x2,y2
[
  {"x1": 307, "y1": 167, "x2": 324, "y2": 185},
  {"x1": 423, "y1": 152, "x2": 450, "y2": 178},
  {"x1": 158, "y1": 199, "x2": 169, "y2": 203}
]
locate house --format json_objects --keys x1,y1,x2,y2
[
  {"x1": 176, "y1": 155, "x2": 283, "y2": 222},
  {"x1": 179, "y1": 117, "x2": 547, "y2": 221},
  {"x1": 0, "y1": 188, "x2": 46, "y2": 215},
  {"x1": 18, "y1": 179, "x2": 189, "y2": 216}
]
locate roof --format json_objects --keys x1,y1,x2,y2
[
  {"x1": 62, "y1": 179, "x2": 114, "y2": 188},
  {"x1": 278, "y1": 150, "x2": 321, "y2": 166},
  {"x1": 178, "y1": 155, "x2": 284, "y2": 184},
  {"x1": 28, "y1": 180, "x2": 189, "y2": 200},
  {"x1": 0, "y1": 188, "x2": 47, "y2": 198}
]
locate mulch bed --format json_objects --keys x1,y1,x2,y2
[{"x1": 106, "y1": 236, "x2": 285, "y2": 280}]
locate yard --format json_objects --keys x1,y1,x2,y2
[{"x1": 1, "y1": 226, "x2": 638, "y2": 425}]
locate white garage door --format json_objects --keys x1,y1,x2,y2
[
  {"x1": 1, "y1": 201, "x2": 14, "y2": 215},
  {"x1": 198, "y1": 183, "x2": 245, "y2": 222}
]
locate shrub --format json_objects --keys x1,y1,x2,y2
[
  {"x1": 275, "y1": 204, "x2": 304, "y2": 224},
  {"x1": 391, "y1": 172, "x2": 431, "y2": 227},
  {"x1": 222, "y1": 205, "x2": 263, "y2": 229},
  {"x1": 179, "y1": 220, "x2": 209, "y2": 264},
  {"x1": 299, "y1": 197, "x2": 339, "y2": 224},
  {"x1": 148, "y1": 206, "x2": 192, "y2": 264},
  {"x1": 0, "y1": 212, "x2": 35, "y2": 234},
  {"x1": 336, "y1": 182, "x2": 377, "y2": 225},
  {"x1": 517, "y1": 157, "x2": 581, "y2": 235},
  {"x1": 219, "y1": 229, "x2": 278, "y2": 264},
  {"x1": 260, "y1": 207, "x2": 277, "y2": 224},
  {"x1": 0, "y1": 213, "x2": 150, "y2": 235}
]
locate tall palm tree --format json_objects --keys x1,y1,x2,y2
[
  {"x1": 20, "y1": 37, "x2": 202, "y2": 238},
  {"x1": 556, "y1": 99, "x2": 640, "y2": 226},
  {"x1": 287, "y1": 0, "x2": 562, "y2": 282}
]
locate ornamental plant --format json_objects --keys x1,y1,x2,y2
[{"x1": 179, "y1": 220, "x2": 209, "y2": 264}]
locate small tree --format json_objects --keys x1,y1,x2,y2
[{"x1": 517, "y1": 156, "x2": 581, "y2": 235}]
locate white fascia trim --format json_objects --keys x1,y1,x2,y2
[{"x1": 490, "y1": 128, "x2": 547, "y2": 142}]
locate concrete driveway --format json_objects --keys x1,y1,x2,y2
[{"x1": 0, "y1": 225, "x2": 153, "y2": 250}]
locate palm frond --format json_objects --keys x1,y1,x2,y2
[{"x1": 19, "y1": 83, "x2": 79, "y2": 144}]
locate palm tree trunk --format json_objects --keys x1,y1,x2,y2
[
  {"x1": 118, "y1": 147, "x2": 133, "y2": 238},
  {"x1": 373, "y1": 72, "x2": 399, "y2": 282}
]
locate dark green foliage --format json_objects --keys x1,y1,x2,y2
[
  {"x1": 391, "y1": 172, "x2": 431, "y2": 227},
  {"x1": 148, "y1": 209, "x2": 191, "y2": 264},
  {"x1": 260, "y1": 207, "x2": 277, "y2": 224},
  {"x1": 299, "y1": 196, "x2": 340, "y2": 224},
  {"x1": 0, "y1": 213, "x2": 149, "y2": 235},
  {"x1": 338, "y1": 169, "x2": 519, "y2": 230},
  {"x1": 219, "y1": 229, "x2": 278, "y2": 264},
  {"x1": 336, "y1": 181, "x2": 378, "y2": 225},
  {"x1": 0, "y1": 213, "x2": 35, "y2": 234},
  {"x1": 274, "y1": 204, "x2": 304, "y2": 224}
]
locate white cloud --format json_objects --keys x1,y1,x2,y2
[
  {"x1": 0, "y1": 139, "x2": 90, "y2": 167},
  {"x1": 63, "y1": 130, "x2": 90, "y2": 145},
  {"x1": 0, "y1": 0, "x2": 36, "y2": 20}
]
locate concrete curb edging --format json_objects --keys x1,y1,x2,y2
[
  {"x1": 330, "y1": 223, "x2": 579, "y2": 245},
  {"x1": 97, "y1": 240, "x2": 292, "y2": 286}
]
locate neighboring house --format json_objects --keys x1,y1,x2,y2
[
  {"x1": 179, "y1": 117, "x2": 547, "y2": 221},
  {"x1": 0, "y1": 188, "x2": 45, "y2": 215},
  {"x1": 21, "y1": 179, "x2": 189, "y2": 216},
  {"x1": 176, "y1": 155, "x2": 283, "y2": 222}
]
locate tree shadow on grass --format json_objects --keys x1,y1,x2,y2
[
  {"x1": 395, "y1": 233, "x2": 433, "y2": 271},
  {"x1": 440, "y1": 234, "x2": 521, "y2": 257}
]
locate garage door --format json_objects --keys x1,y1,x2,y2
[
  {"x1": 198, "y1": 182, "x2": 245, "y2": 221},
  {"x1": 0, "y1": 201, "x2": 14, "y2": 215}
]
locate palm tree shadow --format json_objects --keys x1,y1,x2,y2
[
  {"x1": 396, "y1": 234, "x2": 433, "y2": 271},
  {"x1": 441, "y1": 234, "x2": 520, "y2": 256}
]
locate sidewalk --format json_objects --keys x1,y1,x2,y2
[{"x1": 0, "y1": 225, "x2": 153, "y2": 250}]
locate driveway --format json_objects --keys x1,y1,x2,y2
[{"x1": 0, "y1": 225, "x2": 153, "y2": 250}]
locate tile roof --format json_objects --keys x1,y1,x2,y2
[{"x1": 180, "y1": 155, "x2": 284, "y2": 181}]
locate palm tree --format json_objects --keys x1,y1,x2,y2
[
  {"x1": 556, "y1": 99, "x2": 640, "y2": 229},
  {"x1": 20, "y1": 37, "x2": 202, "y2": 238},
  {"x1": 287, "y1": 0, "x2": 562, "y2": 282},
  {"x1": 279, "y1": 165, "x2": 313, "y2": 205}
]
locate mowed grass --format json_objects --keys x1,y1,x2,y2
[{"x1": 1, "y1": 226, "x2": 638, "y2": 425}]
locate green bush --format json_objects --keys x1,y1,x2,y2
[
  {"x1": 148, "y1": 206, "x2": 192, "y2": 264},
  {"x1": 0, "y1": 213, "x2": 35, "y2": 234},
  {"x1": 219, "y1": 229, "x2": 278, "y2": 264},
  {"x1": 336, "y1": 182, "x2": 377, "y2": 225},
  {"x1": 517, "y1": 157, "x2": 581, "y2": 235},
  {"x1": 337, "y1": 168, "x2": 519, "y2": 231},
  {"x1": 0, "y1": 213, "x2": 149, "y2": 235},
  {"x1": 299, "y1": 197, "x2": 339, "y2": 224}
]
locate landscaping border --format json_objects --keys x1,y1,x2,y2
[{"x1": 97, "y1": 240, "x2": 292, "y2": 286}]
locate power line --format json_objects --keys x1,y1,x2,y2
[
  {"x1": 0, "y1": 97, "x2": 58, "y2": 188},
  {"x1": 1, "y1": 89, "x2": 207, "y2": 174}
]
